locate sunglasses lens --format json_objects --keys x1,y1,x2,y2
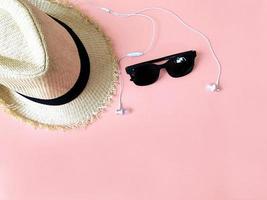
[
  {"x1": 166, "y1": 55, "x2": 195, "y2": 78},
  {"x1": 129, "y1": 64, "x2": 160, "y2": 86}
]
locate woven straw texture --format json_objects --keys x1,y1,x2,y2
[{"x1": 0, "y1": 0, "x2": 119, "y2": 130}]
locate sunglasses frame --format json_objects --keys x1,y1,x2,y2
[{"x1": 126, "y1": 50, "x2": 197, "y2": 85}]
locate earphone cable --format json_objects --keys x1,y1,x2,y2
[{"x1": 86, "y1": 2, "x2": 222, "y2": 114}]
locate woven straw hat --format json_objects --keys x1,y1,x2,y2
[{"x1": 0, "y1": 0, "x2": 118, "y2": 129}]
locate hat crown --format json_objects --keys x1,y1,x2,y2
[
  {"x1": 0, "y1": 0, "x2": 46, "y2": 78},
  {"x1": 0, "y1": 0, "x2": 80, "y2": 99}
]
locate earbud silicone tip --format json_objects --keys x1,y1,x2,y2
[{"x1": 206, "y1": 83, "x2": 220, "y2": 92}]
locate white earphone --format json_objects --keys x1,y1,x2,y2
[{"x1": 87, "y1": 3, "x2": 222, "y2": 115}]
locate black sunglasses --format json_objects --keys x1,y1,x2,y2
[{"x1": 126, "y1": 50, "x2": 197, "y2": 86}]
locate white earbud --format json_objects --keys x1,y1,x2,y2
[
  {"x1": 206, "y1": 83, "x2": 220, "y2": 92},
  {"x1": 115, "y1": 106, "x2": 127, "y2": 115}
]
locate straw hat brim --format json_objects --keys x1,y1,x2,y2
[{"x1": 0, "y1": 0, "x2": 119, "y2": 130}]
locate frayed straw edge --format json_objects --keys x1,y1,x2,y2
[{"x1": 0, "y1": 0, "x2": 120, "y2": 131}]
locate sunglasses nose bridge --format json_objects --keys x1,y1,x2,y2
[
  {"x1": 158, "y1": 61, "x2": 170, "y2": 70},
  {"x1": 154, "y1": 62, "x2": 166, "y2": 69},
  {"x1": 159, "y1": 64, "x2": 165, "y2": 69}
]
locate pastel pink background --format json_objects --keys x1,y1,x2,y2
[{"x1": 1, "y1": 0, "x2": 267, "y2": 199}]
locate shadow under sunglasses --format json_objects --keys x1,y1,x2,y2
[{"x1": 126, "y1": 50, "x2": 197, "y2": 86}]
